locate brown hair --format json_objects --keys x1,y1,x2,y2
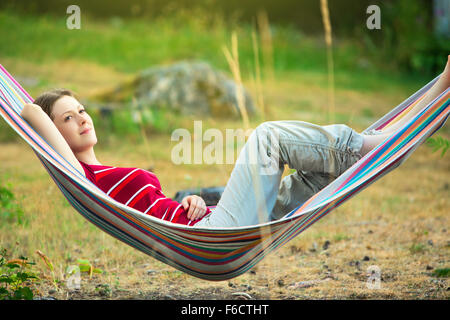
[{"x1": 33, "y1": 89, "x2": 77, "y2": 120}]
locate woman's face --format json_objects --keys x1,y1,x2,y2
[{"x1": 51, "y1": 95, "x2": 98, "y2": 153}]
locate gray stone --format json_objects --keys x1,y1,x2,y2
[{"x1": 133, "y1": 60, "x2": 256, "y2": 117}]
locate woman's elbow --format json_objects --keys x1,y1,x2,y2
[{"x1": 21, "y1": 103, "x2": 41, "y2": 118}]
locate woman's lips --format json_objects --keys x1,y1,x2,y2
[{"x1": 80, "y1": 128, "x2": 91, "y2": 135}]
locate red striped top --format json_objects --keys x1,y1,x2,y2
[{"x1": 79, "y1": 161, "x2": 210, "y2": 226}]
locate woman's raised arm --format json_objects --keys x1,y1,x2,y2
[{"x1": 21, "y1": 103, "x2": 86, "y2": 177}]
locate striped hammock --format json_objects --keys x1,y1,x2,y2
[{"x1": 0, "y1": 64, "x2": 448, "y2": 281}]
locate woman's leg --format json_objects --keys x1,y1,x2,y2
[
  {"x1": 196, "y1": 121, "x2": 285, "y2": 228},
  {"x1": 196, "y1": 120, "x2": 366, "y2": 228},
  {"x1": 359, "y1": 132, "x2": 392, "y2": 156},
  {"x1": 196, "y1": 57, "x2": 450, "y2": 228}
]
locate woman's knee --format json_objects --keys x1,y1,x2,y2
[{"x1": 254, "y1": 121, "x2": 281, "y2": 137}]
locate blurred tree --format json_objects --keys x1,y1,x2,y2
[
  {"x1": 433, "y1": 0, "x2": 450, "y2": 38},
  {"x1": 1, "y1": 0, "x2": 446, "y2": 74}
]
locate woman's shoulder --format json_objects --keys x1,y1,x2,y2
[
  {"x1": 79, "y1": 161, "x2": 161, "y2": 190},
  {"x1": 79, "y1": 161, "x2": 113, "y2": 171},
  {"x1": 79, "y1": 161, "x2": 155, "y2": 177}
]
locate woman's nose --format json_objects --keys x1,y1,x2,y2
[{"x1": 79, "y1": 116, "x2": 87, "y2": 125}]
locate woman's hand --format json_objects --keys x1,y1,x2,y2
[{"x1": 181, "y1": 195, "x2": 207, "y2": 221}]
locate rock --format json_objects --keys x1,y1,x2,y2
[
  {"x1": 322, "y1": 240, "x2": 330, "y2": 250},
  {"x1": 33, "y1": 296, "x2": 57, "y2": 300},
  {"x1": 93, "y1": 60, "x2": 257, "y2": 118},
  {"x1": 231, "y1": 292, "x2": 253, "y2": 300},
  {"x1": 309, "y1": 242, "x2": 318, "y2": 252},
  {"x1": 288, "y1": 278, "x2": 331, "y2": 290},
  {"x1": 427, "y1": 240, "x2": 434, "y2": 246},
  {"x1": 363, "y1": 256, "x2": 370, "y2": 261},
  {"x1": 96, "y1": 284, "x2": 111, "y2": 297},
  {"x1": 290, "y1": 245, "x2": 302, "y2": 254},
  {"x1": 426, "y1": 265, "x2": 433, "y2": 271},
  {"x1": 239, "y1": 284, "x2": 252, "y2": 291}
]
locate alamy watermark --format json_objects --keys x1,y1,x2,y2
[
  {"x1": 171, "y1": 121, "x2": 280, "y2": 175},
  {"x1": 66, "y1": 5, "x2": 81, "y2": 29},
  {"x1": 366, "y1": 5, "x2": 381, "y2": 30},
  {"x1": 366, "y1": 265, "x2": 382, "y2": 289},
  {"x1": 65, "y1": 5, "x2": 380, "y2": 31},
  {"x1": 66, "y1": 265, "x2": 81, "y2": 291}
]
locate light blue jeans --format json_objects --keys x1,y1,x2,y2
[{"x1": 195, "y1": 121, "x2": 364, "y2": 228}]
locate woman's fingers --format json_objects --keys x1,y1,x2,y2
[
  {"x1": 181, "y1": 197, "x2": 190, "y2": 210},
  {"x1": 191, "y1": 206, "x2": 201, "y2": 220},
  {"x1": 187, "y1": 197, "x2": 197, "y2": 219},
  {"x1": 185, "y1": 196, "x2": 207, "y2": 221},
  {"x1": 181, "y1": 195, "x2": 208, "y2": 221},
  {"x1": 193, "y1": 198, "x2": 206, "y2": 220}
]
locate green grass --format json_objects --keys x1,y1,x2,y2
[
  {"x1": 0, "y1": 9, "x2": 427, "y2": 94},
  {"x1": 0, "y1": 8, "x2": 448, "y2": 300},
  {"x1": 0, "y1": 9, "x2": 446, "y2": 144},
  {"x1": 432, "y1": 268, "x2": 450, "y2": 278},
  {"x1": 409, "y1": 243, "x2": 427, "y2": 254}
]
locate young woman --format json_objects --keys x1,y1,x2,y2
[{"x1": 21, "y1": 56, "x2": 450, "y2": 228}]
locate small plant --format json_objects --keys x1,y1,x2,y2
[
  {"x1": 0, "y1": 183, "x2": 26, "y2": 225},
  {"x1": 75, "y1": 259, "x2": 103, "y2": 278},
  {"x1": 0, "y1": 248, "x2": 39, "y2": 300},
  {"x1": 426, "y1": 136, "x2": 449, "y2": 157},
  {"x1": 432, "y1": 268, "x2": 450, "y2": 278},
  {"x1": 409, "y1": 242, "x2": 426, "y2": 254},
  {"x1": 333, "y1": 233, "x2": 350, "y2": 242},
  {"x1": 95, "y1": 283, "x2": 111, "y2": 297}
]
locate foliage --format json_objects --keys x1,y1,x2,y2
[
  {"x1": 409, "y1": 242, "x2": 427, "y2": 254},
  {"x1": 0, "y1": 183, "x2": 26, "y2": 226},
  {"x1": 360, "y1": 0, "x2": 448, "y2": 75},
  {"x1": 432, "y1": 268, "x2": 450, "y2": 278},
  {"x1": 0, "y1": 121, "x2": 19, "y2": 143},
  {"x1": 87, "y1": 104, "x2": 173, "y2": 142},
  {"x1": 74, "y1": 259, "x2": 103, "y2": 277},
  {"x1": 426, "y1": 136, "x2": 450, "y2": 157},
  {"x1": 0, "y1": 248, "x2": 39, "y2": 300}
]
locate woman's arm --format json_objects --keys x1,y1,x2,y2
[{"x1": 20, "y1": 103, "x2": 86, "y2": 176}]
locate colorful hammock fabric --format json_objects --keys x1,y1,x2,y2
[{"x1": 0, "y1": 64, "x2": 448, "y2": 281}]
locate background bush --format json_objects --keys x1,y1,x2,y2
[{"x1": 1, "y1": 0, "x2": 447, "y2": 74}]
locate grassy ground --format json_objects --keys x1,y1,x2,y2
[{"x1": 0, "y1": 10, "x2": 448, "y2": 300}]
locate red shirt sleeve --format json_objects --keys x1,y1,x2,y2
[{"x1": 79, "y1": 161, "x2": 210, "y2": 226}]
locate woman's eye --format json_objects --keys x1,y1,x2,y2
[{"x1": 64, "y1": 109, "x2": 85, "y2": 121}]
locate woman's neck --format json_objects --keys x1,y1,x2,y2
[{"x1": 75, "y1": 148, "x2": 102, "y2": 166}]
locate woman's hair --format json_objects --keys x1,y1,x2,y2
[{"x1": 33, "y1": 89, "x2": 77, "y2": 120}]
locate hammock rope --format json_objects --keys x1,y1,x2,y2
[{"x1": 0, "y1": 64, "x2": 448, "y2": 280}]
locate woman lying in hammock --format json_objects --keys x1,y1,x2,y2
[{"x1": 21, "y1": 56, "x2": 450, "y2": 228}]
